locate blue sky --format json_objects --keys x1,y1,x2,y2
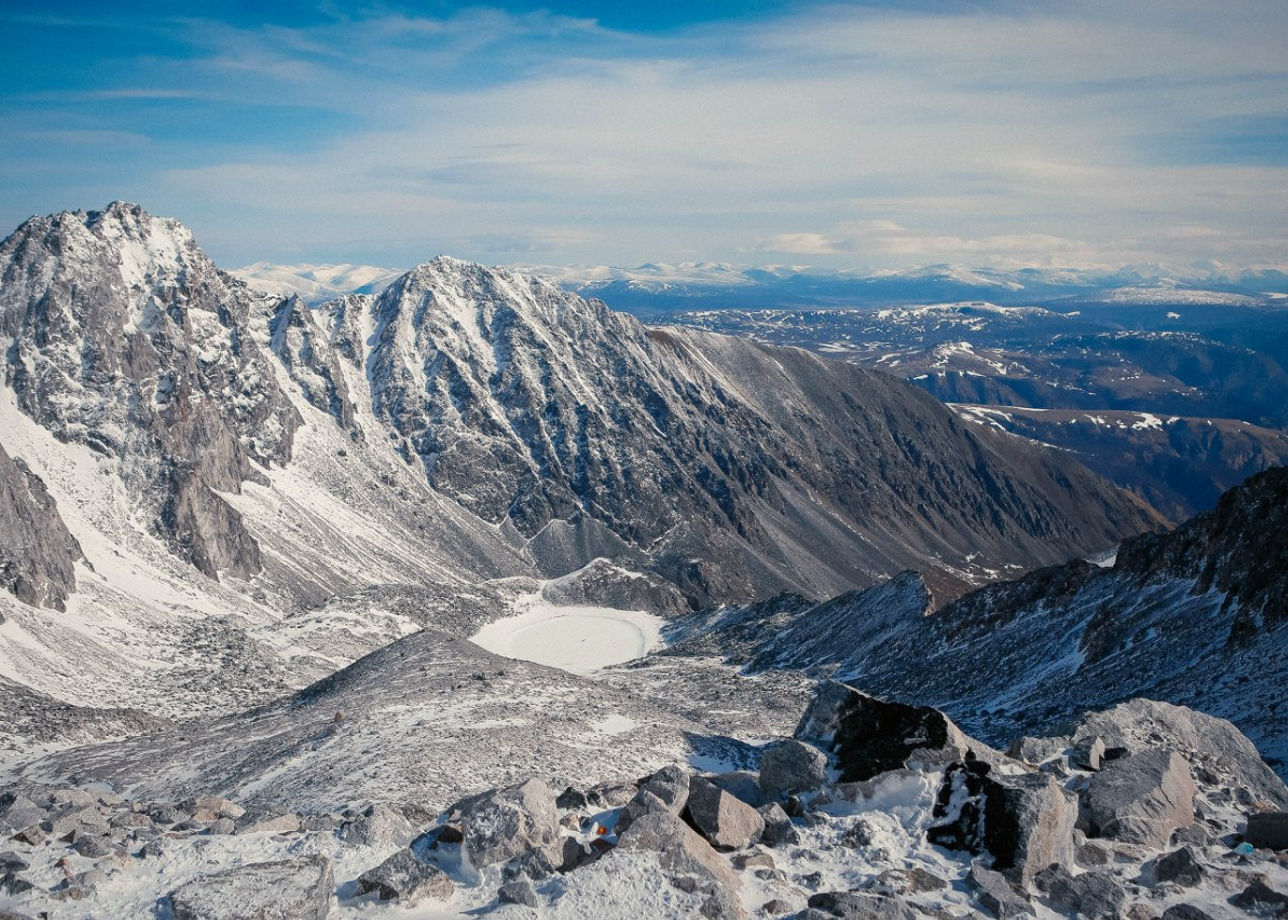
[{"x1": 2, "y1": 1, "x2": 1287, "y2": 271}]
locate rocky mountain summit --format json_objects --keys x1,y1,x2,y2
[{"x1": 2, "y1": 682, "x2": 1286, "y2": 919}]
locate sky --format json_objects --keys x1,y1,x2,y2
[{"x1": 2, "y1": 0, "x2": 1287, "y2": 272}]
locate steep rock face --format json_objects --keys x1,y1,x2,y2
[
  {"x1": 0, "y1": 203, "x2": 302, "y2": 579},
  {"x1": 1114, "y1": 465, "x2": 1288, "y2": 634},
  {"x1": 267, "y1": 295, "x2": 355, "y2": 430},
  {"x1": 0, "y1": 444, "x2": 82, "y2": 610},
  {"x1": 361, "y1": 256, "x2": 1157, "y2": 602}
]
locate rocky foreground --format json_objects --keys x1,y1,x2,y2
[{"x1": 2, "y1": 683, "x2": 1287, "y2": 919}]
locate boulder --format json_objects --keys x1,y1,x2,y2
[
  {"x1": 1073, "y1": 699, "x2": 1288, "y2": 809},
  {"x1": 2, "y1": 874, "x2": 36, "y2": 896},
  {"x1": 1229, "y1": 881, "x2": 1288, "y2": 915},
  {"x1": 0, "y1": 793, "x2": 45, "y2": 836},
  {"x1": 556, "y1": 787, "x2": 588, "y2": 810},
  {"x1": 587, "y1": 781, "x2": 639, "y2": 808},
  {"x1": 685, "y1": 776, "x2": 765, "y2": 850},
  {"x1": 233, "y1": 810, "x2": 301, "y2": 836},
  {"x1": 969, "y1": 863, "x2": 1032, "y2": 918},
  {"x1": 638, "y1": 765, "x2": 691, "y2": 816},
  {"x1": 1035, "y1": 865, "x2": 1126, "y2": 919},
  {"x1": 982, "y1": 771, "x2": 1078, "y2": 886},
  {"x1": 759, "y1": 740, "x2": 829, "y2": 800},
  {"x1": 72, "y1": 835, "x2": 113, "y2": 858},
  {"x1": 1083, "y1": 750, "x2": 1195, "y2": 849},
  {"x1": 614, "y1": 809, "x2": 745, "y2": 920},
  {"x1": 1152, "y1": 846, "x2": 1203, "y2": 886},
  {"x1": 1246, "y1": 811, "x2": 1288, "y2": 850},
  {"x1": 710, "y1": 771, "x2": 764, "y2": 808},
  {"x1": 795, "y1": 682, "x2": 975, "y2": 782},
  {"x1": 169, "y1": 855, "x2": 333, "y2": 920},
  {"x1": 502, "y1": 847, "x2": 558, "y2": 882},
  {"x1": 1072, "y1": 736, "x2": 1106, "y2": 771},
  {"x1": 44, "y1": 803, "x2": 109, "y2": 838},
  {"x1": 452, "y1": 778, "x2": 560, "y2": 868},
  {"x1": 179, "y1": 795, "x2": 245, "y2": 820},
  {"x1": 804, "y1": 891, "x2": 922, "y2": 919},
  {"x1": 357, "y1": 849, "x2": 453, "y2": 905},
  {"x1": 497, "y1": 879, "x2": 539, "y2": 907},
  {"x1": 337, "y1": 804, "x2": 415, "y2": 849},
  {"x1": 1006, "y1": 736, "x2": 1068, "y2": 766},
  {"x1": 1160, "y1": 907, "x2": 1214, "y2": 920},
  {"x1": 757, "y1": 802, "x2": 799, "y2": 847},
  {"x1": 731, "y1": 851, "x2": 774, "y2": 871}
]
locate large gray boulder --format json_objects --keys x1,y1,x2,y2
[
  {"x1": 0, "y1": 792, "x2": 45, "y2": 836},
  {"x1": 168, "y1": 856, "x2": 333, "y2": 920},
  {"x1": 614, "y1": 809, "x2": 746, "y2": 920},
  {"x1": 1152, "y1": 846, "x2": 1204, "y2": 887},
  {"x1": 685, "y1": 776, "x2": 764, "y2": 851},
  {"x1": 356, "y1": 849, "x2": 452, "y2": 905},
  {"x1": 638, "y1": 765, "x2": 691, "y2": 816},
  {"x1": 337, "y1": 804, "x2": 415, "y2": 849},
  {"x1": 451, "y1": 778, "x2": 560, "y2": 868},
  {"x1": 757, "y1": 802, "x2": 799, "y2": 847},
  {"x1": 1036, "y1": 865, "x2": 1126, "y2": 919},
  {"x1": 1074, "y1": 699, "x2": 1288, "y2": 809},
  {"x1": 969, "y1": 862, "x2": 1033, "y2": 918},
  {"x1": 983, "y1": 772, "x2": 1078, "y2": 886},
  {"x1": 759, "y1": 740, "x2": 829, "y2": 799},
  {"x1": 796, "y1": 682, "x2": 977, "y2": 781},
  {"x1": 1083, "y1": 749, "x2": 1195, "y2": 849}
]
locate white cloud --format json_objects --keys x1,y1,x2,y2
[{"x1": 9, "y1": 2, "x2": 1287, "y2": 270}]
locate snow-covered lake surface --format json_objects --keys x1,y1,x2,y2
[{"x1": 470, "y1": 602, "x2": 665, "y2": 675}]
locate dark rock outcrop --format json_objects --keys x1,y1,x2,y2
[
  {"x1": 795, "y1": 682, "x2": 975, "y2": 782},
  {"x1": 0, "y1": 444, "x2": 82, "y2": 610}
]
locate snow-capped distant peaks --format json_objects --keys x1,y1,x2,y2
[{"x1": 233, "y1": 261, "x2": 403, "y2": 304}]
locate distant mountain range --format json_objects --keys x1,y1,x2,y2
[
  {"x1": 675, "y1": 302, "x2": 1288, "y2": 522},
  {"x1": 236, "y1": 259, "x2": 1288, "y2": 314}
]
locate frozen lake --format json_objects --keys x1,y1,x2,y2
[{"x1": 470, "y1": 603, "x2": 664, "y2": 675}]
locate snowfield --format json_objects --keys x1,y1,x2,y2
[{"x1": 470, "y1": 601, "x2": 664, "y2": 674}]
